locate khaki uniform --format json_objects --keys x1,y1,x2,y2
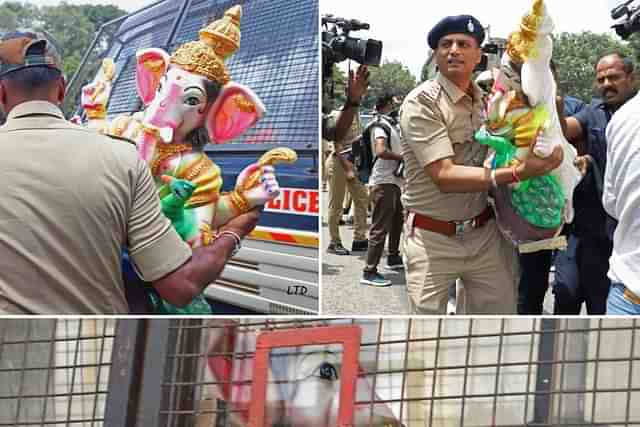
[
  {"x1": 324, "y1": 111, "x2": 368, "y2": 243},
  {"x1": 0, "y1": 101, "x2": 191, "y2": 314},
  {"x1": 399, "y1": 74, "x2": 518, "y2": 314}
]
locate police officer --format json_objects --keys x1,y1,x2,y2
[
  {"x1": 0, "y1": 30, "x2": 267, "y2": 314},
  {"x1": 323, "y1": 64, "x2": 370, "y2": 255},
  {"x1": 399, "y1": 15, "x2": 563, "y2": 314}
]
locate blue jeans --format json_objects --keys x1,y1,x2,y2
[
  {"x1": 553, "y1": 234, "x2": 612, "y2": 315},
  {"x1": 607, "y1": 282, "x2": 640, "y2": 315}
]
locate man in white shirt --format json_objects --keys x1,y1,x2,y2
[
  {"x1": 603, "y1": 91, "x2": 640, "y2": 314},
  {"x1": 361, "y1": 94, "x2": 404, "y2": 286}
]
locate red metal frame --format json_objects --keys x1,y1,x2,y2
[{"x1": 248, "y1": 325, "x2": 362, "y2": 427}]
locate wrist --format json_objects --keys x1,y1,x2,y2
[
  {"x1": 511, "y1": 165, "x2": 522, "y2": 183},
  {"x1": 229, "y1": 190, "x2": 250, "y2": 214},
  {"x1": 215, "y1": 230, "x2": 242, "y2": 257}
]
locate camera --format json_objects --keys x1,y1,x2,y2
[
  {"x1": 475, "y1": 42, "x2": 500, "y2": 73},
  {"x1": 611, "y1": 0, "x2": 640, "y2": 40},
  {"x1": 321, "y1": 14, "x2": 383, "y2": 79}
]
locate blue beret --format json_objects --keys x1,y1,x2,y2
[{"x1": 428, "y1": 15, "x2": 485, "y2": 50}]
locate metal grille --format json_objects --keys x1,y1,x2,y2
[
  {"x1": 158, "y1": 318, "x2": 640, "y2": 427},
  {"x1": 0, "y1": 319, "x2": 116, "y2": 427},
  {"x1": 103, "y1": 0, "x2": 319, "y2": 149}
]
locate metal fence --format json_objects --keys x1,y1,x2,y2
[
  {"x1": 0, "y1": 319, "x2": 116, "y2": 427},
  {"x1": 160, "y1": 318, "x2": 640, "y2": 427},
  {"x1": 3, "y1": 318, "x2": 639, "y2": 427}
]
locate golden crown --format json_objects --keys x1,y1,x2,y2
[
  {"x1": 170, "y1": 5, "x2": 242, "y2": 85},
  {"x1": 506, "y1": 0, "x2": 544, "y2": 63}
]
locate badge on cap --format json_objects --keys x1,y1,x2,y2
[{"x1": 467, "y1": 19, "x2": 475, "y2": 33}]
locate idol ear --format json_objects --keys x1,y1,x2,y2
[
  {"x1": 205, "y1": 82, "x2": 265, "y2": 144},
  {"x1": 135, "y1": 48, "x2": 171, "y2": 106}
]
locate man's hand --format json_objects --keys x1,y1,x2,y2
[
  {"x1": 574, "y1": 154, "x2": 593, "y2": 176},
  {"x1": 516, "y1": 143, "x2": 564, "y2": 181},
  {"x1": 347, "y1": 65, "x2": 369, "y2": 104},
  {"x1": 220, "y1": 208, "x2": 261, "y2": 239}
]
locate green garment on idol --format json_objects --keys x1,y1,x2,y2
[
  {"x1": 474, "y1": 127, "x2": 564, "y2": 229},
  {"x1": 152, "y1": 177, "x2": 212, "y2": 314}
]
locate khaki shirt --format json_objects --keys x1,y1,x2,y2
[
  {"x1": 326, "y1": 109, "x2": 362, "y2": 151},
  {"x1": 0, "y1": 101, "x2": 191, "y2": 314},
  {"x1": 399, "y1": 73, "x2": 487, "y2": 221}
]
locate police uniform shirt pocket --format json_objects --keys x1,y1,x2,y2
[{"x1": 401, "y1": 98, "x2": 454, "y2": 167}]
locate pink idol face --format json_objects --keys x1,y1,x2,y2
[{"x1": 145, "y1": 66, "x2": 211, "y2": 141}]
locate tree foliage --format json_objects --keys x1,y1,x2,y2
[
  {"x1": 552, "y1": 31, "x2": 634, "y2": 102},
  {"x1": 0, "y1": 1, "x2": 127, "y2": 115},
  {"x1": 420, "y1": 50, "x2": 436, "y2": 83},
  {"x1": 328, "y1": 64, "x2": 347, "y2": 107},
  {"x1": 363, "y1": 60, "x2": 417, "y2": 110}
]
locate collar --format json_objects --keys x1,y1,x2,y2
[
  {"x1": 591, "y1": 98, "x2": 607, "y2": 110},
  {"x1": 592, "y1": 90, "x2": 639, "y2": 114},
  {"x1": 6, "y1": 101, "x2": 65, "y2": 120},
  {"x1": 437, "y1": 72, "x2": 482, "y2": 104}
]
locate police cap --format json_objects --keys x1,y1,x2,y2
[{"x1": 428, "y1": 15, "x2": 485, "y2": 50}]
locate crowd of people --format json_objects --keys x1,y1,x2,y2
[{"x1": 322, "y1": 14, "x2": 640, "y2": 315}]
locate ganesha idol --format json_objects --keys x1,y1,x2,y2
[
  {"x1": 204, "y1": 321, "x2": 403, "y2": 427},
  {"x1": 474, "y1": 0, "x2": 582, "y2": 252},
  {"x1": 83, "y1": 4, "x2": 297, "y2": 247},
  {"x1": 81, "y1": 6, "x2": 297, "y2": 310}
]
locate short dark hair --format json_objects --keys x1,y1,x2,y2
[
  {"x1": 597, "y1": 53, "x2": 635, "y2": 75},
  {"x1": 0, "y1": 66, "x2": 62, "y2": 92},
  {"x1": 375, "y1": 94, "x2": 394, "y2": 111}
]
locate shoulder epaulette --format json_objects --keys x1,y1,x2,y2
[
  {"x1": 105, "y1": 133, "x2": 137, "y2": 146},
  {"x1": 418, "y1": 80, "x2": 442, "y2": 103}
]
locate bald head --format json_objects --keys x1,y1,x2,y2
[{"x1": 595, "y1": 53, "x2": 636, "y2": 108}]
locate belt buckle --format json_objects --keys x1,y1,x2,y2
[
  {"x1": 454, "y1": 220, "x2": 471, "y2": 237},
  {"x1": 454, "y1": 219, "x2": 473, "y2": 237}
]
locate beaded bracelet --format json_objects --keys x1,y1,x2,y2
[{"x1": 216, "y1": 230, "x2": 242, "y2": 257}]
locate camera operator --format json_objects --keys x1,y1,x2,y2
[
  {"x1": 322, "y1": 15, "x2": 382, "y2": 255},
  {"x1": 323, "y1": 65, "x2": 371, "y2": 255}
]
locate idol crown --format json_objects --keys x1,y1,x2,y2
[{"x1": 170, "y1": 5, "x2": 242, "y2": 84}]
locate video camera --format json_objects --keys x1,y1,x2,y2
[
  {"x1": 475, "y1": 41, "x2": 500, "y2": 73},
  {"x1": 611, "y1": 0, "x2": 640, "y2": 39},
  {"x1": 321, "y1": 14, "x2": 383, "y2": 80}
]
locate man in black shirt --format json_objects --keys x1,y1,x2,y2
[{"x1": 556, "y1": 53, "x2": 637, "y2": 314}]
